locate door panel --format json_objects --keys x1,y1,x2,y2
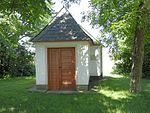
[
  {"x1": 48, "y1": 48, "x2": 60, "y2": 90},
  {"x1": 60, "y1": 48, "x2": 75, "y2": 90},
  {"x1": 48, "y1": 48, "x2": 75, "y2": 90}
]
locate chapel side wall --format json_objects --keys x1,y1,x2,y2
[
  {"x1": 35, "y1": 44, "x2": 47, "y2": 87},
  {"x1": 89, "y1": 46, "x2": 102, "y2": 76},
  {"x1": 76, "y1": 43, "x2": 90, "y2": 90}
]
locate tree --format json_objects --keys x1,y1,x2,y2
[
  {"x1": 86, "y1": 0, "x2": 150, "y2": 93},
  {"x1": 0, "y1": 0, "x2": 53, "y2": 77},
  {"x1": 130, "y1": 1, "x2": 145, "y2": 92}
]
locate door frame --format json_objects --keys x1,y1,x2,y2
[{"x1": 47, "y1": 47, "x2": 76, "y2": 90}]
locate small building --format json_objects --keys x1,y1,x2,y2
[{"x1": 31, "y1": 9, "x2": 103, "y2": 91}]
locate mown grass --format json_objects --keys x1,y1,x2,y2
[{"x1": 0, "y1": 75, "x2": 150, "y2": 113}]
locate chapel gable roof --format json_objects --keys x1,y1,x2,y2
[{"x1": 31, "y1": 8, "x2": 98, "y2": 45}]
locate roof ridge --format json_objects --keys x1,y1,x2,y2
[
  {"x1": 79, "y1": 25, "x2": 102, "y2": 45},
  {"x1": 67, "y1": 14, "x2": 100, "y2": 45}
]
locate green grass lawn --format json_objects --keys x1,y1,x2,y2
[{"x1": 0, "y1": 75, "x2": 150, "y2": 113}]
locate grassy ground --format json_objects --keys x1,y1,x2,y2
[{"x1": 0, "y1": 75, "x2": 150, "y2": 113}]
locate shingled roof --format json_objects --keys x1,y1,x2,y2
[{"x1": 31, "y1": 9, "x2": 96, "y2": 44}]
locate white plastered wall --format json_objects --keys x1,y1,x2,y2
[
  {"x1": 89, "y1": 46, "x2": 102, "y2": 76},
  {"x1": 34, "y1": 41, "x2": 90, "y2": 86}
]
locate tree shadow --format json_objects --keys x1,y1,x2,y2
[{"x1": 97, "y1": 76, "x2": 130, "y2": 91}]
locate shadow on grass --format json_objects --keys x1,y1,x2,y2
[
  {"x1": 97, "y1": 76, "x2": 130, "y2": 91},
  {"x1": 0, "y1": 76, "x2": 150, "y2": 113}
]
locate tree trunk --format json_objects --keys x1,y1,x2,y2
[
  {"x1": 130, "y1": 27, "x2": 144, "y2": 93},
  {"x1": 130, "y1": 1, "x2": 145, "y2": 93}
]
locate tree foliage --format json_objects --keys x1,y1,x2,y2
[
  {"x1": 0, "y1": 39, "x2": 35, "y2": 78},
  {"x1": 0, "y1": 0, "x2": 53, "y2": 44},
  {"x1": 113, "y1": 41, "x2": 150, "y2": 80},
  {"x1": 88, "y1": 0, "x2": 147, "y2": 48},
  {"x1": 0, "y1": 0, "x2": 53, "y2": 78}
]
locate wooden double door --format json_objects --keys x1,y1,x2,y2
[{"x1": 47, "y1": 48, "x2": 76, "y2": 90}]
